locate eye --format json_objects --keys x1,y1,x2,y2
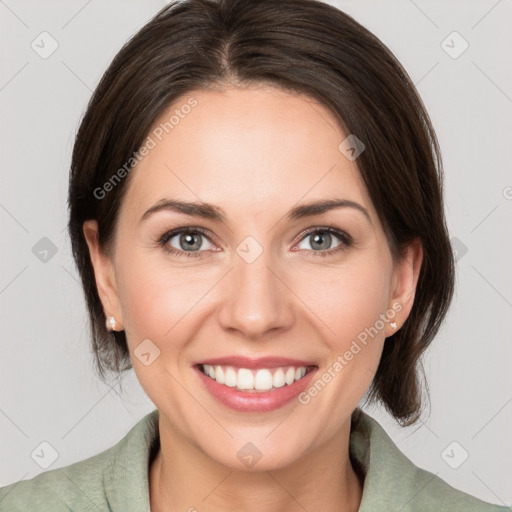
[
  {"x1": 294, "y1": 226, "x2": 352, "y2": 257},
  {"x1": 158, "y1": 227, "x2": 217, "y2": 258},
  {"x1": 158, "y1": 225, "x2": 352, "y2": 259}
]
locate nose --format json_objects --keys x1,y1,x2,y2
[{"x1": 216, "y1": 245, "x2": 296, "y2": 340}]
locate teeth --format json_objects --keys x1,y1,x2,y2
[
  {"x1": 224, "y1": 367, "x2": 237, "y2": 387},
  {"x1": 295, "y1": 367, "x2": 306, "y2": 380},
  {"x1": 214, "y1": 365, "x2": 225, "y2": 384},
  {"x1": 273, "y1": 368, "x2": 285, "y2": 388},
  {"x1": 201, "y1": 364, "x2": 310, "y2": 391},
  {"x1": 237, "y1": 368, "x2": 254, "y2": 390},
  {"x1": 254, "y1": 369, "x2": 273, "y2": 390}
]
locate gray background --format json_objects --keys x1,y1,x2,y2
[{"x1": 1, "y1": 0, "x2": 511, "y2": 506}]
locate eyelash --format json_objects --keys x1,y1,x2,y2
[{"x1": 157, "y1": 224, "x2": 353, "y2": 259}]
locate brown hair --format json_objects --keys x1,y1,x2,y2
[{"x1": 68, "y1": 0, "x2": 454, "y2": 426}]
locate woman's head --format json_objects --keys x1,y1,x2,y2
[{"x1": 68, "y1": 0, "x2": 454, "y2": 452}]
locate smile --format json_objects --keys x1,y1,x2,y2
[
  {"x1": 200, "y1": 364, "x2": 311, "y2": 392},
  {"x1": 194, "y1": 357, "x2": 318, "y2": 413}
]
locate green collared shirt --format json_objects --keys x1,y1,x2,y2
[{"x1": 0, "y1": 409, "x2": 509, "y2": 511}]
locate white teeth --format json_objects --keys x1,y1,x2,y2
[
  {"x1": 214, "y1": 365, "x2": 225, "y2": 384},
  {"x1": 273, "y1": 368, "x2": 285, "y2": 388},
  {"x1": 285, "y1": 367, "x2": 295, "y2": 385},
  {"x1": 237, "y1": 368, "x2": 254, "y2": 390},
  {"x1": 201, "y1": 364, "x2": 311, "y2": 391},
  {"x1": 224, "y1": 367, "x2": 237, "y2": 387},
  {"x1": 254, "y1": 369, "x2": 273, "y2": 390}
]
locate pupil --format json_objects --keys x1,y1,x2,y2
[
  {"x1": 312, "y1": 232, "x2": 330, "y2": 250},
  {"x1": 181, "y1": 233, "x2": 201, "y2": 250}
]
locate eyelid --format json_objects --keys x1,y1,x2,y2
[
  {"x1": 291, "y1": 224, "x2": 352, "y2": 255},
  {"x1": 157, "y1": 224, "x2": 352, "y2": 257},
  {"x1": 296, "y1": 223, "x2": 351, "y2": 243},
  {"x1": 158, "y1": 226, "x2": 220, "y2": 252}
]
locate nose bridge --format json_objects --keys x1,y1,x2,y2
[{"x1": 217, "y1": 233, "x2": 294, "y2": 338}]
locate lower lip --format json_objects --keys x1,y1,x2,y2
[{"x1": 194, "y1": 365, "x2": 318, "y2": 413}]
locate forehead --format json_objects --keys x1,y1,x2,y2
[{"x1": 120, "y1": 86, "x2": 374, "y2": 222}]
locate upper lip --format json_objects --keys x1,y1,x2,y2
[{"x1": 195, "y1": 356, "x2": 317, "y2": 369}]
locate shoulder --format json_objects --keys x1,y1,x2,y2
[
  {"x1": 351, "y1": 410, "x2": 511, "y2": 512},
  {"x1": 0, "y1": 449, "x2": 113, "y2": 512},
  {"x1": 0, "y1": 409, "x2": 160, "y2": 512},
  {"x1": 0, "y1": 442, "x2": 118, "y2": 512},
  {"x1": 390, "y1": 457, "x2": 511, "y2": 512}
]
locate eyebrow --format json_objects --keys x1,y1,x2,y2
[{"x1": 139, "y1": 198, "x2": 371, "y2": 225}]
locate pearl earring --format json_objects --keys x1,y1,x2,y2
[{"x1": 107, "y1": 316, "x2": 117, "y2": 331}]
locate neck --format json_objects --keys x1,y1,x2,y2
[{"x1": 149, "y1": 415, "x2": 364, "y2": 512}]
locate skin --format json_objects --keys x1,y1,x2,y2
[{"x1": 84, "y1": 84, "x2": 423, "y2": 512}]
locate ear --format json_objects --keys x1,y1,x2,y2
[
  {"x1": 386, "y1": 238, "x2": 423, "y2": 336},
  {"x1": 83, "y1": 220, "x2": 124, "y2": 330}
]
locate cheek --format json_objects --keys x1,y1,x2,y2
[
  {"x1": 114, "y1": 252, "x2": 203, "y2": 352},
  {"x1": 292, "y1": 253, "x2": 392, "y2": 344},
  {"x1": 114, "y1": 256, "x2": 210, "y2": 405},
  {"x1": 280, "y1": 257, "x2": 393, "y2": 446}
]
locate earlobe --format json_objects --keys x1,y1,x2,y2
[
  {"x1": 387, "y1": 238, "x2": 423, "y2": 335},
  {"x1": 82, "y1": 220, "x2": 124, "y2": 330}
]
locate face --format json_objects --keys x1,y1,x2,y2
[{"x1": 84, "y1": 84, "x2": 421, "y2": 471}]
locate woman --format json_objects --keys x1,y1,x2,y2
[{"x1": 0, "y1": 0, "x2": 508, "y2": 510}]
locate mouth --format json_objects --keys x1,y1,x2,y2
[
  {"x1": 193, "y1": 357, "x2": 318, "y2": 412},
  {"x1": 197, "y1": 363, "x2": 315, "y2": 392}
]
